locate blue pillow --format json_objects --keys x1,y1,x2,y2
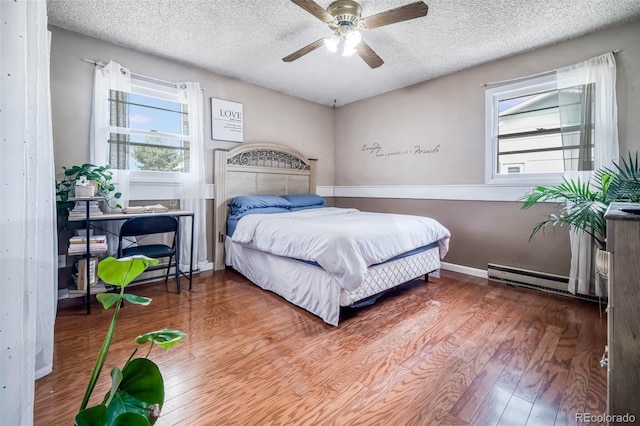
[
  {"x1": 228, "y1": 195, "x2": 293, "y2": 214},
  {"x1": 227, "y1": 206, "x2": 291, "y2": 236},
  {"x1": 290, "y1": 204, "x2": 325, "y2": 212},
  {"x1": 281, "y1": 193, "x2": 326, "y2": 208},
  {"x1": 227, "y1": 206, "x2": 291, "y2": 221}
]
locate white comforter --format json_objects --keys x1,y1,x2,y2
[{"x1": 231, "y1": 208, "x2": 450, "y2": 291}]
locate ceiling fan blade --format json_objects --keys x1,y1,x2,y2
[
  {"x1": 290, "y1": 0, "x2": 333, "y2": 23},
  {"x1": 356, "y1": 41, "x2": 384, "y2": 69},
  {"x1": 361, "y1": 1, "x2": 428, "y2": 30},
  {"x1": 283, "y1": 39, "x2": 326, "y2": 62}
]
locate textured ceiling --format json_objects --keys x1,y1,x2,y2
[{"x1": 47, "y1": 0, "x2": 640, "y2": 107}]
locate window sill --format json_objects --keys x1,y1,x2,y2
[
  {"x1": 485, "y1": 174, "x2": 565, "y2": 187},
  {"x1": 127, "y1": 181, "x2": 214, "y2": 201}
]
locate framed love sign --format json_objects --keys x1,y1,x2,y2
[{"x1": 211, "y1": 98, "x2": 243, "y2": 143}]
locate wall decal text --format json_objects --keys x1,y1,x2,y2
[{"x1": 361, "y1": 143, "x2": 440, "y2": 158}]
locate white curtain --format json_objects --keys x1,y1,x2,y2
[
  {"x1": 90, "y1": 61, "x2": 132, "y2": 254},
  {"x1": 557, "y1": 52, "x2": 619, "y2": 296},
  {"x1": 91, "y1": 63, "x2": 209, "y2": 271},
  {"x1": 0, "y1": 0, "x2": 57, "y2": 424},
  {"x1": 177, "y1": 82, "x2": 209, "y2": 272}
]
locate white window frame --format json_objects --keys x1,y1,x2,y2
[
  {"x1": 484, "y1": 74, "x2": 568, "y2": 185},
  {"x1": 109, "y1": 77, "x2": 189, "y2": 187}
]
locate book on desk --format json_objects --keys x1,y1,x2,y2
[{"x1": 123, "y1": 204, "x2": 169, "y2": 214}]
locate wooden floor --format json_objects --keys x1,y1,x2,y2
[{"x1": 34, "y1": 270, "x2": 608, "y2": 425}]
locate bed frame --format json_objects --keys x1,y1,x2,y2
[{"x1": 213, "y1": 143, "x2": 317, "y2": 270}]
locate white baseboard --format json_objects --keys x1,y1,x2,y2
[
  {"x1": 441, "y1": 262, "x2": 488, "y2": 279},
  {"x1": 199, "y1": 262, "x2": 214, "y2": 272},
  {"x1": 179, "y1": 261, "x2": 214, "y2": 273}
]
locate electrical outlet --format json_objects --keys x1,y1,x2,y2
[{"x1": 58, "y1": 255, "x2": 66, "y2": 268}]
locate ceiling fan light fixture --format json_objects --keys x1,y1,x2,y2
[
  {"x1": 324, "y1": 34, "x2": 340, "y2": 52},
  {"x1": 342, "y1": 44, "x2": 357, "y2": 57},
  {"x1": 344, "y1": 29, "x2": 362, "y2": 48}
]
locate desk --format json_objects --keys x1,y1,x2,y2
[{"x1": 68, "y1": 199, "x2": 194, "y2": 314}]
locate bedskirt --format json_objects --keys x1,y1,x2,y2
[{"x1": 225, "y1": 239, "x2": 441, "y2": 326}]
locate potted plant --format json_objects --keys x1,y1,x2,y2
[
  {"x1": 75, "y1": 255, "x2": 186, "y2": 426},
  {"x1": 56, "y1": 163, "x2": 122, "y2": 228},
  {"x1": 519, "y1": 152, "x2": 640, "y2": 248}
]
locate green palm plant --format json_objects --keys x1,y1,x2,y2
[{"x1": 520, "y1": 152, "x2": 640, "y2": 249}]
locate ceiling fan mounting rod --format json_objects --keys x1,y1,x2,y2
[{"x1": 327, "y1": 0, "x2": 362, "y2": 28}]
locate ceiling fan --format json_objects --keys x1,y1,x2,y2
[{"x1": 283, "y1": 0, "x2": 428, "y2": 69}]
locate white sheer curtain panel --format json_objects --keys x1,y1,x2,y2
[
  {"x1": 178, "y1": 83, "x2": 209, "y2": 271},
  {"x1": 0, "y1": 0, "x2": 57, "y2": 424},
  {"x1": 556, "y1": 52, "x2": 619, "y2": 296},
  {"x1": 91, "y1": 61, "x2": 132, "y2": 254}
]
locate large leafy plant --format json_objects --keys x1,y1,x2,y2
[
  {"x1": 75, "y1": 256, "x2": 186, "y2": 426},
  {"x1": 520, "y1": 152, "x2": 640, "y2": 249}
]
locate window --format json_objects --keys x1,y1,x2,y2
[
  {"x1": 485, "y1": 74, "x2": 595, "y2": 184},
  {"x1": 108, "y1": 78, "x2": 190, "y2": 173}
]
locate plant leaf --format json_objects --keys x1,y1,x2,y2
[
  {"x1": 75, "y1": 404, "x2": 108, "y2": 426},
  {"x1": 97, "y1": 293, "x2": 121, "y2": 310},
  {"x1": 102, "y1": 358, "x2": 164, "y2": 424},
  {"x1": 104, "y1": 367, "x2": 123, "y2": 407},
  {"x1": 122, "y1": 294, "x2": 152, "y2": 306},
  {"x1": 120, "y1": 358, "x2": 164, "y2": 404},
  {"x1": 136, "y1": 329, "x2": 187, "y2": 350},
  {"x1": 98, "y1": 256, "x2": 159, "y2": 287},
  {"x1": 112, "y1": 412, "x2": 152, "y2": 426},
  {"x1": 520, "y1": 175, "x2": 608, "y2": 248}
]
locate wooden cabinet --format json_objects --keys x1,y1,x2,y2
[{"x1": 604, "y1": 202, "x2": 640, "y2": 422}]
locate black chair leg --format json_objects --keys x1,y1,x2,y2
[
  {"x1": 164, "y1": 255, "x2": 173, "y2": 283},
  {"x1": 176, "y1": 260, "x2": 180, "y2": 295}
]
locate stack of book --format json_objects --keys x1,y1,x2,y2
[
  {"x1": 68, "y1": 235, "x2": 108, "y2": 254},
  {"x1": 68, "y1": 200, "x2": 103, "y2": 219}
]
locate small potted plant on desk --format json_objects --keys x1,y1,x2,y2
[
  {"x1": 75, "y1": 255, "x2": 186, "y2": 426},
  {"x1": 56, "y1": 163, "x2": 122, "y2": 229}
]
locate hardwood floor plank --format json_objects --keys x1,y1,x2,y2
[
  {"x1": 449, "y1": 316, "x2": 533, "y2": 422},
  {"x1": 512, "y1": 325, "x2": 563, "y2": 402},
  {"x1": 498, "y1": 395, "x2": 532, "y2": 426},
  {"x1": 34, "y1": 270, "x2": 607, "y2": 425},
  {"x1": 467, "y1": 308, "x2": 554, "y2": 425},
  {"x1": 556, "y1": 312, "x2": 607, "y2": 424},
  {"x1": 440, "y1": 413, "x2": 470, "y2": 425},
  {"x1": 526, "y1": 321, "x2": 580, "y2": 425}
]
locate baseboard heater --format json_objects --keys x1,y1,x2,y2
[{"x1": 487, "y1": 263, "x2": 600, "y2": 302}]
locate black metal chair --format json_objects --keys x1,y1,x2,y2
[{"x1": 117, "y1": 215, "x2": 181, "y2": 293}]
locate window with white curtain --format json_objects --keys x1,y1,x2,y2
[
  {"x1": 485, "y1": 74, "x2": 596, "y2": 184},
  {"x1": 92, "y1": 61, "x2": 209, "y2": 271},
  {"x1": 108, "y1": 78, "x2": 191, "y2": 174}
]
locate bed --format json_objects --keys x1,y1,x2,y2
[{"x1": 213, "y1": 143, "x2": 450, "y2": 326}]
